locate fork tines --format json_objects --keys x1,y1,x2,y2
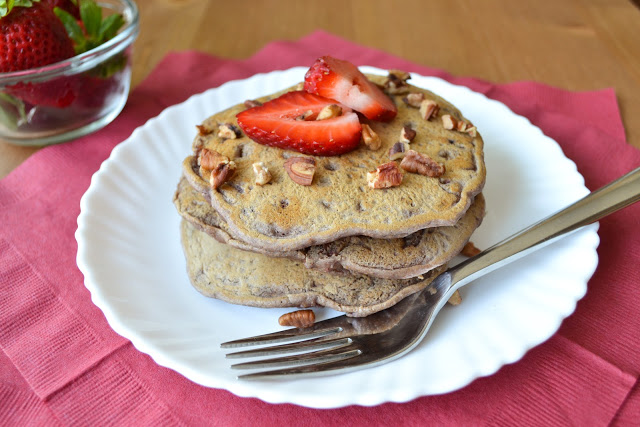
[
  {"x1": 221, "y1": 325, "x2": 342, "y2": 349},
  {"x1": 220, "y1": 322, "x2": 364, "y2": 379}
]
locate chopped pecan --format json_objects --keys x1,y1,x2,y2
[
  {"x1": 456, "y1": 120, "x2": 476, "y2": 136},
  {"x1": 442, "y1": 114, "x2": 457, "y2": 130},
  {"x1": 218, "y1": 123, "x2": 242, "y2": 139},
  {"x1": 442, "y1": 114, "x2": 476, "y2": 136},
  {"x1": 461, "y1": 241, "x2": 482, "y2": 257},
  {"x1": 389, "y1": 141, "x2": 409, "y2": 160},
  {"x1": 385, "y1": 70, "x2": 411, "y2": 94},
  {"x1": 198, "y1": 148, "x2": 236, "y2": 190},
  {"x1": 316, "y1": 104, "x2": 342, "y2": 120},
  {"x1": 284, "y1": 157, "x2": 316, "y2": 186},
  {"x1": 361, "y1": 123, "x2": 381, "y2": 150},
  {"x1": 447, "y1": 290, "x2": 462, "y2": 306},
  {"x1": 252, "y1": 162, "x2": 272, "y2": 186},
  {"x1": 466, "y1": 126, "x2": 477, "y2": 137},
  {"x1": 279, "y1": 309, "x2": 315, "y2": 328},
  {"x1": 403, "y1": 92, "x2": 425, "y2": 108},
  {"x1": 195, "y1": 124, "x2": 214, "y2": 136},
  {"x1": 198, "y1": 148, "x2": 223, "y2": 169},
  {"x1": 400, "y1": 125, "x2": 416, "y2": 143},
  {"x1": 244, "y1": 99, "x2": 263, "y2": 108},
  {"x1": 400, "y1": 149, "x2": 445, "y2": 177},
  {"x1": 211, "y1": 163, "x2": 236, "y2": 189},
  {"x1": 295, "y1": 110, "x2": 314, "y2": 121},
  {"x1": 367, "y1": 161, "x2": 403, "y2": 189},
  {"x1": 389, "y1": 69, "x2": 411, "y2": 81},
  {"x1": 419, "y1": 100, "x2": 440, "y2": 121}
]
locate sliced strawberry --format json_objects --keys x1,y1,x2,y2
[
  {"x1": 236, "y1": 91, "x2": 362, "y2": 156},
  {"x1": 304, "y1": 56, "x2": 397, "y2": 122}
]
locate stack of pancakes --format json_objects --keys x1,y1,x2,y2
[{"x1": 174, "y1": 74, "x2": 486, "y2": 317}]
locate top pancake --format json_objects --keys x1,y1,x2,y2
[{"x1": 182, "y1": 74, "x2": 486, "y2": 251}]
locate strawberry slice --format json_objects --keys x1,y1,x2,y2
[
  {"x1": 304, "y1": 56, "x2": 397, "y2": 122},
  {"x1": 236, "y1": 91, "x2": 362, "y2": 156}
]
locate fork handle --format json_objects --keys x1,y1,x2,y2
[{"x1": 449, "y1": 166, "x2": 640, "y2": 288}]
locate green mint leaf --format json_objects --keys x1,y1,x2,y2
[
  {"x1": 80, "y1": 0, "x2": 102, "y2": 38},
  {"x1": 54, "y1": 7, "x2": 86, "y2": 45},
  {"x1": 98, "y1": 13, "x2": 125, "y2": 42}
]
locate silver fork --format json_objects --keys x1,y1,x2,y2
[{"x1": 221, "y1": 166, "x2": 640, "y2": 380}]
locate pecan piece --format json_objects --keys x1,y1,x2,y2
[
  {"x1": 389, "y1": 69, "x2": 411, "y2": 81},
  {"x1": 198, "y1": 148, "x2": 236, "y2": 190},
  {"x1": 456, "y1": 120, "x2": 476, "y2": 136},
  {"x1": 252, "y1": 162, "x2": 272, "y2": 186},
  {"x1": 218, "y1": 123, "x2": 242, "y2": 139},
  {"x1": 447, "y1": 290, "x2": 462, "y2": 306},
  {"x1": 442, "y1": 114, "x2": 457, "y2": 130},
  {"x1": 385, "y1": 70, "x2": 411, "y2": 94},
  {"x1": 389, "y1": 141, "x2": 409, "y2": 160},
  {"x1": 361, "y1": 123, "x2": 381, "y2": 150},
  {"x1": 466, "y1": 125, "x2": 477, "y2": 137},
  {"x1": 195, "y1": 124, "x2": 214, "y2": 136},
  {"x1": 461, "y1": 241, "x2": 482, "y2": 257},
  {"x1": 442, "y1": 114, "x2": 476, "y2": 136},
  {"x1": 400, "y1": 125, "x2": 416, "y2": 143},
  {"x1": 367, "y1": 161, "x2": 403, "y2": 189},
  {"x1": 420, "y1": 100, "x2": 440, "y2": 121},
  {"x1": 402, "y1": 92, "x2": 424, "y2": 108},
  {"x1": 284, "y1": 157, "x2": 316, "y2": 186},
  {"x1": 316, "y1": 104, "x2": 342, "y2": 120},
  {"x1": 279, "y1": 309, "x2": 315, "y2": 328},
  {"x1": 295, "y1": 109, "x2": 314, "y2": 121},
  {"x1": 400, "y1": 149, "x2": 445, "y2": 177},
  {"x1": 244, "y1": 99, "x2": 263, "y2": 108},
  {"x1": 198, "y1": 148, "x2": 223, "y2": 170}
]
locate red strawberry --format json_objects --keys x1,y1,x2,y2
[
  {"x1": 236, "y1": 91, "x2": 362, "y2": 156},
  {"x1": 0, "y1": 2, "x2": 75, "y2": 73},
  {"x1": 1, "y1": 1, "x2": 77, "y2": 108},
  {"x1": 304, "y1": 56, "x2": 397, "y2": 122}
]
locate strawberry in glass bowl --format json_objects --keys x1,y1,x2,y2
[{"x1": 0, "y1": 0, "x2": 139, "y2": 146}]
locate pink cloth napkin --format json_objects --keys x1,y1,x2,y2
[{"x1": 1, "y1": 30, "x2": 639, "y2": 425}]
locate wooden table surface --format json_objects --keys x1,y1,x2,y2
[{"x1": 2, "y1": 0, "x2": 639, "y2": 179}]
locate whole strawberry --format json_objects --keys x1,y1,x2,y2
[
  {"x1": 1, "y1": 0, "x2": 77, "y2": 108},
  {"x1": 0, "y1": 1, "x2": 75, "y2": 73}
]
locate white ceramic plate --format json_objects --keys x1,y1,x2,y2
[{"x1": 76, "y1": 67, "x2": 599, "y2": 408}]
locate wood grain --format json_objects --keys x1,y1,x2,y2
[{"x1": 2, "y1": 0, "x2": 639, "y2": 179}]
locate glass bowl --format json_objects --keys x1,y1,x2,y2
[{"x1": 0, "y1": 0, "x2": 139, "y2": 146}]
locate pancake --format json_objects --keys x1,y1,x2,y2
[
  {"x1": 180, "y1": 220, "x2": 448, "y2": 317},
  {"x1": 182, "y1": 74, "x2": 486, "y2": 252},
  {"x1": 174, "y1": 176, "x2": 485, "y2": 279}
]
